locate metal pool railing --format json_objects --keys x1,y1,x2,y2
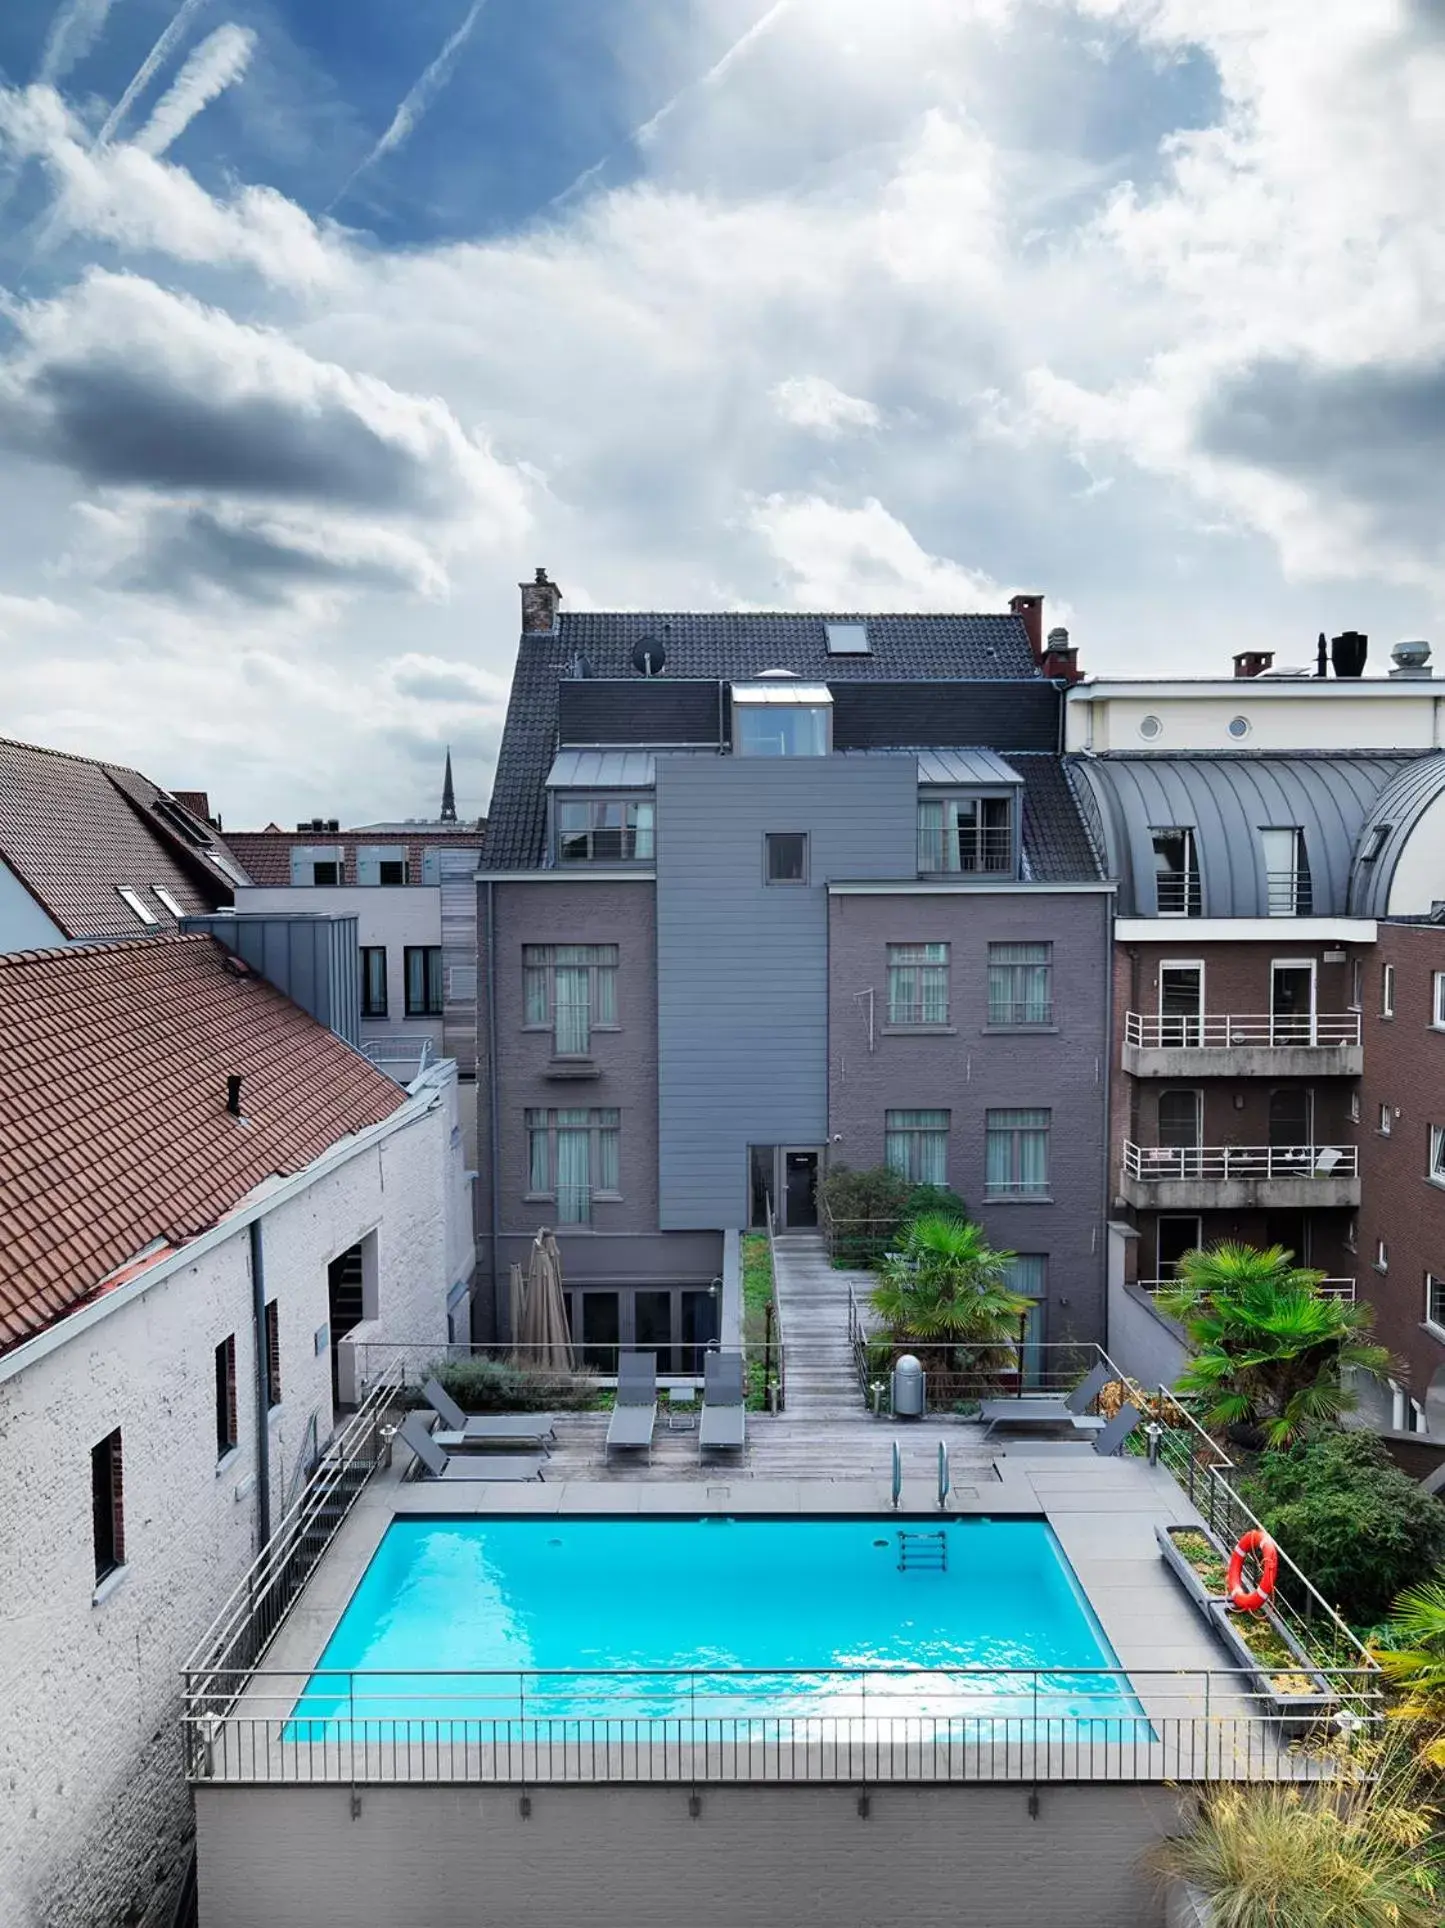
[{"x1": 183, "y1": 1664, "x2": 1382, "y2": 1789}]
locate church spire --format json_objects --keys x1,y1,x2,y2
[{"x1": 440, "y1": 747, "x2": 457, "y2": 823}]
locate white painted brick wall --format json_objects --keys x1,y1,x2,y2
[{"x1": 0, "y1": 1085, "x2": 465, "y2": 1928}]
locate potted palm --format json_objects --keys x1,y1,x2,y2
[
  {"x1": 869, "y1": 1213, "x2": 1029, "y2": 1407},
  {"x1": 1156, "y1": 1242, "x2": 1391, "y2": 1450}
]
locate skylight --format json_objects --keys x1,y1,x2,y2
[
  {"x1": 825, "y1": 622, "x2": 870, "y2": 655},
  {"x1": 117, "y1": 887, "x2": 158, "y2": 926},
  {"x1": 153, "y1": 887, "x2": 186, "y2": 918}
]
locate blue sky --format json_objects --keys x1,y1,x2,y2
[{"x1": 0, "y1": 0, "x2": 1440, "y2": 825}]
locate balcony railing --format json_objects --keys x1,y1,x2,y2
[
  {"x1": 1123, "y1": 1143, "x2": 1358, "y2": 1183},
  {"x1": 1155, "y1": 871, "x2": 1201, "y2": 916},
  {"x1": 917, "y1": 828, "x2": 1013, "y2": 875},
  {"x1": 1124, "y1": 1012, "x2": 1361, "y2": 1050},
  {"x1": 1265, "y1": 869, "x2": 1313, "y2": 916},
  {"x1": 1136, "y1": 1275, "x2": 1357, "y2": 1301},
  {"x1": 557, "y1": 828, "x2": 651, "y2": 864}
]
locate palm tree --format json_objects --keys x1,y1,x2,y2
[
  {"x1": 870, "y1": 1214, "x2": 1029, "y2": 1393},
  {"x1": 1158, "y1": 1242, "x2": 1391, "y2": 1448},
  {"x1": 1376, "y1": 1574, "x2": 1445, "y2": 1770}
]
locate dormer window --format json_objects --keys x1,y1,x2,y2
[
  {"x1": 555, "y1": 797, "x2": 654, "y2": 864},
  {"x1": 732, "y1": 683, "x2": 832, "y2": 756},
  {"x1": 917, "y1": 796, "x2": 1013, "y2": 874},
  {"x1": 1151, "y1": 827, "x2": 1201, "y2": 917}
]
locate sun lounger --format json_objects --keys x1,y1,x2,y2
[
  {"x1": 991, "y1": 1401, "x2": 1145, "y2": 1467},
  {"x1": 421, "y1": 1378, "x2": 555, "y2": 1452},
  {"x1": 399, "y1": 1412, "x2": 545, "y2": 1482},
  {"x1": 699, "y1": 1350, "x2": 747, "y2": 1458},
  {"x1": 977, "y1": 1361, "x2": 1111, "y2": 1437},
  {"x1": 605, "y1": 1351, "x2": 657, "y2": 1462}
]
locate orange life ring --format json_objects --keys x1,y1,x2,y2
[{"x1": 1226, "y1": 1529, "x2": 1278, "y2": 1612}]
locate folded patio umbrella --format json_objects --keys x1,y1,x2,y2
[{"x1": 517, "y1": 1229, "x2": 575, "y2": 1370}]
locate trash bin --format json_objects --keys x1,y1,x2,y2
[{"x1": 891, "y1": 1354, "x2": 926, "y2": 1418}]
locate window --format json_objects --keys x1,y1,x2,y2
[
  {"x1": 1375, "y1": 1238, "x2": 1389, "y2": 1272},
  {"x1": 988, "y1": 942, "x2": 1053, "y2": 1026},
  {"x1": 765, "y1": 832, "x2": 808, "y2": 884},
  {"x1": 360, "y1": 946, "x2": 388, "y2": 1018},
  {"x1": 556, "y1": 797, "x2": 654, "y2": 863},
  {"x1": 526, "y1": 1107, "x2": 620, "y2": 1223},
  {"x1": 1428, "y1": 1276, "x2": 1445, "y2": 1331},
  {"x1": 264, "y1": 1300, "x2": 282, "y2": 1408},
  {"x1": 116, "y1": 886, "x2": 158, "y2": 926},
  {"x1": 311, "y1": 861, "x2": 340, "y2": 886},
  {"x1": 1430, "y1": 1126, "x2": 1445, "y2": 1186},
  {"x1": 885, "y1": 1109, "x2": 949, "y2": 1185},
  {"x1": 1382, "y1": 963, "x2": 1395, "y2": 1017},
  {"x1": 405, "y1": 946, "x2": 444, "y2": 1015},
  {"x1": 1159, "y1": 1089, "x2": 1203, "y2": 1150},
  {"x1": 732, "y1": 684, "x2": 832, "y2": 756},
  {"x1": 153, "y1": 886, "x2": 186, "y2": 918},
  {"x1": 524, "y1": 944, "x2": 618, "y2": 1054},
  {"x1": 825, "y1": 622, "x2": 870, "y2": 655},
  {"x1": 1344, "y1": 1217, "x2": 1357, "y2": 1255},
  {"x1": 887, "y1": 943, "x2": 949, "y2": 1025},
  {"x1": 1349, "y1": 1090, "x2": 1361, "y2": 1124},
  {"x1": 1003, "y1": 1256, "x2": 1047, "y2": 1385},
  {"x1": 378, "y1": 859, "x2": 408, "y2": 886},
  {"x1": 918, "y1": 796, "x2": 1013, "y2": 874},
  {"x1": 1260, "y1": 827, "x2": 1312, "y2": 916},
  {"x1": 985, "y1": 1108, "x2": 1050, "y2": 1198},
  {"x1": 1379, "y1": 1104, "x2": 1393, "y2": 1136},
  {"x1": 1151, "y1": 828, "x2": 1200, "y2": 917},
  {"x1": 1350, "y1": 959, "x2": 1363, "y2": 1010},
  {"x1": 1434, "y1": 973, "x2": 1445, "y2": 1029},
  {"x1": 214, "y1": 1335, "x2": 238, "y2": 1460},
  {"x1": 91, "y1": 1430, "x2": 124, "y2": 1585}
]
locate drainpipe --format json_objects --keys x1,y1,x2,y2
[
  {"x1": 1100, "y1": 895, "x2": 1115, "y2": 1356},
  {"x1": 249, "y1": 1219, "x2": 271, "y2": 1546},
  {"x1": 485, "y1": 876, "x2": 502, "y2": 1340}
]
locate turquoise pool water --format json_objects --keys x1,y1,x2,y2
[{"x1": 288, "y1": 1517, "x2": 1142, "y2": 1737}]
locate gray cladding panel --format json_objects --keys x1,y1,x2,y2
[
  {"x1": 655, "y1": 757, "x2": 917, "y2": 1228},
  {"x1": 1348, "y1": 753, "x2": 1445, "y2": 916}
]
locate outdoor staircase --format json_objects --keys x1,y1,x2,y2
[
  {"x1": 897, "y1": 1530, "x2": 947, "y2": 1572},
  {"x1": 770, "y1": 1233, "x2": 869, "y2": 1419}
]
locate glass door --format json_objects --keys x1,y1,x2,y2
[
  {"x1": 1271, "y1": 960, "x2": 1317, "y2": 1045},
  {"x1": 1159, "y1": 962, "x2": 1204, "y2": 1046}
]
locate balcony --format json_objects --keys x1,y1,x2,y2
[
  {"x1": 1122, "y1": 1011, "x2": 1363, "y2": 1079},
  {"x1": 917, "y1": 827, "x2": 1014, "y2": 876},
  {"x1": 1135, "y1": 1275, "x2": 1356, "y2": 1302},
  {"x1": 1120, "y1": 1141, "x2": 1360, "y2": 1211}
]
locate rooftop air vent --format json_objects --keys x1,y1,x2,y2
[
  {"x1": 568, "y1": 654, "x2": 595, "y2": 679},
  {"x1": 632, "y1": 635, "x2": 667, "y2": 677},
  {"x1": 825, "y1": 622, "x2": 870, "y2": 655},
  {"x1": 1390, "y1": 639, "x2": 1432, "y2": 680}
]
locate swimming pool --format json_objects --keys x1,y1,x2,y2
[{"x1": 287, "y1": 1517, "x2": 1143, "y2": 1739}]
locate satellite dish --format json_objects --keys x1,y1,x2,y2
[{"x1": 632, "y1": 635, "x2": 667, "y2": 677}]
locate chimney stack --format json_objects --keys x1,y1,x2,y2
[
  {"x1": 1233, "y1": 650, "x2": 1274, "y2": 679},
  {"x1": 226, "y1": 1074, "x2": 243, "y2": 1118},
  {"x1": 1009, "y1": 592, "x2": 1044, "y2": 666},
  {"x1": 1043, "y1": 626, "x2": 1081, "y2": 685},
  {"x1": 521, "y1": 567, "x2": 562, "y2": 634},
  {"x1": 1331, "y1": 630, "x2": 1368, "y2": 678}
]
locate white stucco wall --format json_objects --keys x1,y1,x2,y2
[
  {"x1": 0, "y1": 857, "x2": 65, "y2": 953},
  {"x1": 1386, "y1": 787, "x2": 1445, "y2": 913},
  {"x1": 1067, "y1": 682, "x2": 1445, "y2": 755},
  {"x1": 0, "y1": 1087, "x2": 461, "y2": 1928}
]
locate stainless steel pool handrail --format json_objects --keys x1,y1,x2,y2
[
  {"x1": 938, "y1": 1440, "x2": 949, "y2": 1509},
  {"x1": 891, "y1": 1439, "x2": 902, "y2": 1508}
]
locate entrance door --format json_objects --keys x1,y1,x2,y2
[
  {"x1": 1157, "y1": 1089, "x2": 1202, "y2": 1178},
  {"x1": 783, "y1": 1150, "x2": 820, "y2": 1228},
  {"x1": 327, "y1": 1244, "x2": 365, "y2": 1412},
  {"x1": 1271, "y1": 960, "x2": 1317, "y2": 1045},
  {"x1": 1156, "y1": 1215, "x2": 1202, "y2": 1279},
  {"x1": 1159, "y1": 962, "x2": 1204, "y2": 1046}
]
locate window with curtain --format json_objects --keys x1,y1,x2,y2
[
  {"x1": 884, "y1": 1109, "x2": 949, "y2": 1185},
  {"x1": 987, "y1": 942, "x2": 1052, "y2": 1025},
  {"x1": 1151, "y1": 827, "x2": 1201, "y2": 917},
  {"x1": 360, "y1": 946, "x2": 388, "y2": 1018},
  {"x1": 887, "y1": 943, "x2": 949, "y2": 1025},
  {"x1": 525, "y1": 1108, "x2": 621, "y2": 1223},
  {"x1": 555, "y1": 797, "x2": 655, "y2": 862},
  {"x1": 984, "y1": 1109, "x2": 1050, "y2": 1198},
  {"x1": 1003, "y1": 1256, "x2": 1047, "y2": 1385},
  {"x1": 917, "y1": 796, "x2": 1013, "y2": 873},
  {"x1": 524, "y1": 944, "x2": 619, "y2": 1054},
  {"x1": 404, "y1": 946, "x2": 443, "y2": 1015}
]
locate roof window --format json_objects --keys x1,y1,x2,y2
[
  {"x1": 732, "y1": 682, "x2": 833, "y2": 757},
  {"x1": 825, "y1": 623, "x2": 870, "y2": 655},
  {"x1": 152, "y1": 886, "x2": 186, "y2": 918},
  {"x1": 117, "y1": 887, "x2": 158, "y2": 926}
]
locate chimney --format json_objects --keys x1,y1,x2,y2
[
  {"x1": 1315, "y1": 631, "x2": 1328, "y2": 678},
  {"x1": 1042, "y1": 626, "x2": 1081, "y2": 685},
  {"x1": 520, "y1": 567, "x2": 562, "y2": 634},
  {"x1": 226, "y1": 1074, "x2": 243, "y2": 1118},
  {"x1": 1233, "y1": 650, "x2": 1274, "y2": 679},
  {"x1": 1331, "y1": 630, "x2": 1368, "y2": 678},
  {"x1": 1009, "y1": 592, "x2": 1044, "y2": 666}
]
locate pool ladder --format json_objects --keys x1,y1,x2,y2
[{"x1": 897, "y1": 1530, "x2": 948, "y2": 1573}]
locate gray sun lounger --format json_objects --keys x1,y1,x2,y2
[
  {"x1": 977, "y1": 1362, "x2": 1111, "y2": 1437},
  {"x1": 991, "y1": 1401, "x2": 1146, "y2": 1466},
  {"x1": 605, "y1": 1351, "x2": 657, "y2": 1462},
  {"x1": 422, "y1": 1378, "x2": 555, "y2": 1452},
  {"x1": 399, "y1": 1412, "x2": 545, "y2": 1482},
  {"x1": 699, "y1": 1350, "x2": 747, "y2": 1458}
]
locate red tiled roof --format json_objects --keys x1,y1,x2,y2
[
  {"x1": 0, "y1": 935, "x2": 407, "y2": 1356},
  {"x1": 226, "y1": 827, "x2": 482, "y2": 888},
  {"x1": 0, "y1": 737, "x2": 247, "y2": 939}
]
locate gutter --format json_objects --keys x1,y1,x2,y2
[{"x1": 0, "y1": 1084, "x2": 442, "y2": 1388}]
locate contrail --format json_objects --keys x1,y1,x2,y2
[
  {"x1": 548, "y1": 0, "x2": 794, "y2": 209},
  {"x1": 134, "y1": 22, "x2": 255, "y2": 155},
  {"x1": 330, "y1": 0, "x2": 484, "y2": 210},
  {"x1": 37, "y1": 0, "x2": 120, "y2": 86},
  {"x1": 95, "y1": 0, "x2": 210, "y2": 146}
]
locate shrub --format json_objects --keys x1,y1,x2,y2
[
  {"x1": 819, "y1": 1164, "x2": 967, "y2": 1268},
  {"x1": 415, "y1": 1354, "x2": 600, "y2": 1414},
  {"x1": 1237, "y1": 1430, "x2": 1445, "y2": 1625}
]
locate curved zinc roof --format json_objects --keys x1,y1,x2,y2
[
  {"x1": 1347, "y1": 753, "x2": 1445, "y2": 917},
  {"x1": 1068, "y1": 753, "x2": 1414, "y2": 917}
]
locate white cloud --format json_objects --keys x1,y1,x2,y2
[
  {"x1": 37, "y1": 0, "x2": 119, "y2": 86},
  {"x1": 746, "y1": 494, "x2": 1007, "y2": 609},
  {"x1": 134, "y1": 25, "x2": 258, "y2": 158},
  {"x1": 773, "y1": 375, "x2": 881, "y2": 436}
]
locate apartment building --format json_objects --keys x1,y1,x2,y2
[
  {"x1": 476, "y1": 572, "x2": 1112, "y2": 1363},
  {"x1": 1070, "y1": 641, "x2": 1445, "y2": 1434},
  {"x1": 0, "y1": 934, "x2": 472, "y2": 1928}
]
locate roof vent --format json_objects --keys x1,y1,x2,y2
[
  {"x1": 632, "y1": 634, "x2": 667, "y2": 677},
  {"x1": 1390, "y1": 639, "x2": 1432, "y2": 679},
  {"x1": 755, "y1": 668, "x2": 800, "y2": 679},
  {"x1": 568, "y1": 654, "x2": 595, "y2": 679},
  {"x1": 825, "y1": 622, "x2": 869, "y2": 655}
]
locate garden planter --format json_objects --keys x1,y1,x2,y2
[
  {"x1": 1164, "y1": 1881, "x2": 1213, "y2": 1928},
  {"x1": 1154, "y1": 1525, "x2": 1228, "y2": 1622},
  {"x1": 1205, "y1": 1600, "x2": 1336, "y2": 1725}
]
